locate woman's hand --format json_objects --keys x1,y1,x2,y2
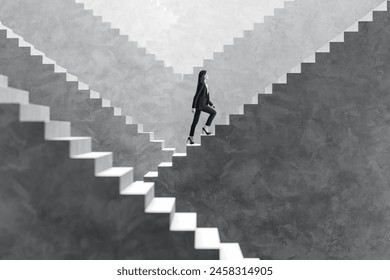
[
  {"x1": 212, "y1": 105, "x2": 216, "y2": 109},
  {"x1": 192, "y1": 108, "x2": 196, "y2": 113}
]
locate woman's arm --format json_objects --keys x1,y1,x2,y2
[{"x1": 192, "y1": 83, "x2": 204, "y2": 108}]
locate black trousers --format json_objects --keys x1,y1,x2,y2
[{"x1": 189, "y1": 106, "x2": 217, "y2": 137}]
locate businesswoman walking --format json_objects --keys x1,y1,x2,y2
[{"x1": 187, "y1": 70, "x2": 217, "y2": 144}]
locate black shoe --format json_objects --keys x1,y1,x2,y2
[
  {"x1": 187, "y1": 137, "x2": 195, "y2": 145},
  {"x1": 202, "y1": 127, "x2": 211, "y2": 135}
]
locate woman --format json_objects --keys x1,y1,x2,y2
[{"x1": 187, "y1": 70, "x2": 217, "y2": 144}]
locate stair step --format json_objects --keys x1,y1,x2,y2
[
  {"x1": 121, "y1": 181, "x2": 155, "y2": 206},
  {"x1": 186, "y1": 143, "x2": 201, "y2": 147},
  {"x1": 219, "y1": 243, "x2": 244, "y2": 260},
  {"x1": 120, "y1": 181, "x2": 154, "y2": 195},
  {"x1": 53, "y1": 64, "x2": 67, "y2": 74},
  {"x1": 195, "y1": 228, "x2": 220, "y2": 250},
  {"x1": 44, "y1": 121, "x2": 71, "y2": 138},
  {"x1": 170, "y1": 212, "x2": 197, "y2": 231},
  {"x1": 151, "y1": 139, "x2": 165, "y2": 148},
  {"x1": 97, "y1": 167, "x2": 133, "y2": 177},
  {"x1": 66, "y1": 73, "x2": 78, "y2": 82},
  {"x1": 145, "y1": 197, "x2": 175, "y2": 213},
  {"x1": 97, "y1": 167, "x2": 134, "y2": 190},
  {"x1": 173, "y1": 153, "x2": 187, "y2": 157},
  {"x1": 159, "y1": 162, "x2": 172, "y2": 168},
  {"x1": 162, "y1": 147, "x2": 176, "y2": 153},
  {"x1": 48, "y1": 137, "x2": 91, "y2": 156},
  {"x1": 0, "y1": 75, "x2": 8, "y2": 87},
  {"x1": 19, "y1": 104, "x2": 50, "y2": 122},
  {"x1": 72, "y1": 152, "x2": 113, "y2": 174},
  {"x1": 144, "y1": 171, "x2": 158, "y2": 179},
  {"x1": 0, "y1": 87, "x2": 29, "y2": 104}
]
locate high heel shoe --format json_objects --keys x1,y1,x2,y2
[
  {"x1": 186, "y1": 137, "x2": 194, "y2": 145},
  {"x1": 202, "y1": 127, "x2": 211, "y2": 135}
]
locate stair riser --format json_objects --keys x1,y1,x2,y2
[
  {"x1": 119, "y1": 169, "x2": 134, "y2": 192},
  {"x1": 0, "y1": 88, "x2": 29, "y2": 104},
  {"x1": 0, "y1": 75, "x2": 8, "y2": 87},
  {"x1": 45, "y1": 121, "x2": 71, "y2": 138},
  {"x1": 94, "y1": 154, "x2": 113, "y2": 174},
  {"x1": 69, "y1": 138, "x2": 92, "y2": 157},
  {"x1": 19, "y1": 104, "x2": 50, "y2": 122}
]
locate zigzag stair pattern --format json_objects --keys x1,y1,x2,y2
[
  {"x1": 0, "y1": 22, "x2": 177, "y2": 180},
  {"x1": 0, "y1": 74, "x2": 247, "y2": 260},
  {"x1": 144, "y1": 0, "x2": 390, "y2": 258},
  {"x1": 184, "y1": 0, "x2": 297, "y2": 79},
  {"x1": 74, "y1": 0, "x2": 178, "y2": 74}
]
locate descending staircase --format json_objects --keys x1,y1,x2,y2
[
  {"x1": 0, "y1": 23, "x2": 177, "y2": 181},
  {"x1": 144, "y1": 1, "x2": 390, "y2": 259},
  {"x1": 0, "y1": 74, "x2": 246, "y2": 260}
]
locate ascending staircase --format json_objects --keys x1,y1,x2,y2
[
  {"x1": 0, "y1": 23, "x2": 176, "y2": 181},
  {"x1": 179, "y1": 0, "x2": 385, "y2": 148},
  {"x1": 0, "y1": 75, "x2": 245, "y2": 259},
  {"x1": 145, "y1": 1, "x2": 390, "y2": 259}
]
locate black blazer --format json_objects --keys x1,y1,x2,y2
[{"x1": 192, "y1": 83, "x2": 213, "y2": 109}]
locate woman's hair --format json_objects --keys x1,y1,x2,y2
[
  {"x1": 194, "y1": 70, "x2": 207, "y2": 98},
  {"x1": 197, "y1": 70, "x2": 207, "y2": 84}
]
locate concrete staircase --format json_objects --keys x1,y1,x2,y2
[
  {"x1": 179, "y1": 0, "x2": 385, "y2": 147},
  {"x1": 0, "y1": 0, "x2": 182, "y2": 113},
  {"x1": 2, "y1": 0, "x2": 384, "y2": 153},
  {"x1": 0, "y1": 22, "x2": 177, "y2": 181},
  {"x1": 0, "y1": 75, "x2": 245, "y2": 260},
  {"x1": 144, "y1": 0, "x2": 390, "y2": 259}
]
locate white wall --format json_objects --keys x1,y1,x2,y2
[{"x1": 78, "y1": 0, "x2": 286, "y2": 73}]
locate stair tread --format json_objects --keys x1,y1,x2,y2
[
  {"x1": 219, "y1": 243, "x2": 244, "y2": 260},
  {"x1": 159, "y1": 162, "x2": 172, "y2": 167},
  {"x1": 173, "y1": 153, "x2": 187, "y2": 157},
  {"x1": 162, "y1": 148, "x2": 176, "y2": 152},
  {"x1": 121, "y1": 181, "x2": 154, "y2": 195},
  {"x1": 195, "y1": 228, "x2": 220, "y2": 249},
  {"x1": 144, "y1": 171, "x2": 158, "y2": 178},
  {"x1": 48, "y1": 136, "x2": 90, "y2": 141},
  {"x1": 170, "y1": 212, "x2": 197, "y2": 231},
  {"x1": 72, "y1": 152, "x2": 111, "y2": 159},
  {"x1": 0, "y1": 86, "x2": 29, "y2": 104},
  {"x1": 145, "y1": 197, "x2": 175, "y2": 213},
  {"x1": 187, "y1": 144, "x2": 201, "y2": 147},
  {"x1": 96, "y1": 167, "x2": 133, "y2": 177}
]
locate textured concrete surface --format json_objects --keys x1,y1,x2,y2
[
  {"x1": 80, "y1": 0, "x2": 286, "y2": 73},
  {"x1": 183, "y1": 0, "x2": 387, "y2": 145},
  {"x1": 0, "y1": 0, "x2": 384, "y2": 153},
  {"x1": 0, "y1": 104, "x2": 218, "y2": 259},
  {"x1": 147, "y1": 6, "x2": 390, "y2": 259},
  {"x1": 0, "y1": 31, "x2": 171, "y2": 180}
]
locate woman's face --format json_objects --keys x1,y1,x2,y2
[{"x1": 204, "y1": 73, "x2": 209, "y2": 81}]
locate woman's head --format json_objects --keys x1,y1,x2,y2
[{"x1": 198, "y1": 70, "x2": 208, "y2": 84}]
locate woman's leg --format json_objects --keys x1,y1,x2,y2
[
  {"x1": 201, "y1": 106, "x2": 217, "y2": 126},
  {"x1": 189, "y1": 109, "x2": 201, "y2": 137}
]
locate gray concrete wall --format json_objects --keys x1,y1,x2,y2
[
  {"x1": 146, "y1": 6, "x2": 390, "y2": 259},
  {"x1": 0, "y1": 0, "x2": 385, "y2": 155},
  {"x1": 183, "y1": 0, "x2": 386, "y2": 145},
  {"x1": 0, "y1": 104, "x2": 217, "y2": 259},
  {"x1": 0, "y1": 30, "x2": 173, "y2": 181}
]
